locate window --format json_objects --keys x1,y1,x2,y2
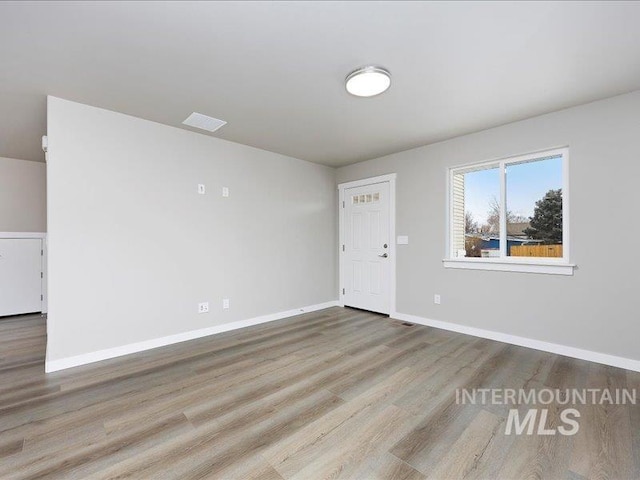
[
  {"x1": 445, "y1": 147, "x2": 573, "y2": 275},
  {"x1": 352, "y1": 192, "x2": 380, "y2": 205}
]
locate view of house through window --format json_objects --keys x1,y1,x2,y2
[{"x1": 451, "y1": 149, "x2": 565, "y2": 260}]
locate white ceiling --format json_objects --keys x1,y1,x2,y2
[{"x1": 1, "y1": 1, "x2": 640, "y2": 167}]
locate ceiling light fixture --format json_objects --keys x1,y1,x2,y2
[{"x1": 345, "y1": 66, "x2": 391, "y2": 97}]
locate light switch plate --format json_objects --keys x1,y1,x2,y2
[
  {"x1": 397, "y1": 235, "x2": 409, "y2": 245},
  {"x1": 222, "y1": 187, "x2": 229, "y2": 197}
]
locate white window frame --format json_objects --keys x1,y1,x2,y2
[{"x1": 443, "y1": 147, "x2": 575, "y2": 275}]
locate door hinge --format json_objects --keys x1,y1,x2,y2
[
  {"x1": 41, "y1": 249, "x2": 43, "y2": 256},
  {"x1": 41, "y1": 272, "x2": 43, "y2": 279},
  {"x1": 41, "y1": 295, "x2": 43, "y2": 301},
  {"x1": 342, "y1": 201, "x2": 345, "y2": 208},
  {"x1": 342, "y1": 288, "x2": 345, "y2": 295},
  {"x1": 342, "y1": 244, "x2": 345, "y2": 252}
]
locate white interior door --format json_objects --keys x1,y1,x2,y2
[
  {"x1": 0, "y1": 238, "x2": 43, "y2": 316},
  {"x1": 343, "y1": 182, "x2": 391, "y2": 314}
]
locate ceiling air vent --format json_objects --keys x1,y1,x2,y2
[{"x1": 182, "y1": 112, "x2": 227, "y2": 133}]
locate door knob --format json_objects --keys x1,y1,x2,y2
[{"x1": 378, "y1": 253, "x2": 388, "y2": 258}]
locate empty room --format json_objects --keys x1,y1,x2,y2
[{"x1": 1, "y1": 1, "x2": 639, "y2": 479}]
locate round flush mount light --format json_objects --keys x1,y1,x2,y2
[{"x1": 345, "y1": 66, "x2": 391, "y2": 97}]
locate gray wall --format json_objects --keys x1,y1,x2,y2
[
  {"x1": 46, "y1": 97, "x2": 336, "y2": 362},
  {"x1": 337, "y1": 91, "x2": 640, "y2": 361},
  {"x1": 0, "y1": 156, "x2": 46, "y2": 232}
]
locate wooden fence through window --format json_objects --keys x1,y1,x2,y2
[{"x1": 510, "y1": 244, "x2": 563, "y2": 258}]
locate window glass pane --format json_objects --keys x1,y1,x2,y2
[
  {"x1": 506, "y1": 155, "x2": 563, "y2": 257},
  {"x1": 451, "y1": 165, "x2": 500, "y2": 258}
]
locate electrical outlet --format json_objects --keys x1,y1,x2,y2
[
  {"x1": 222, "y1": 298, "x2": 230, "y2": 310},
  {"x1": 434, "y1": 294, "x2": 441, "y2": 305},
  {"x1": 198, "y1": 302, "x2": 209, "y2": 313},
  {"x1": 197, "y1": 184, "x2": 206, "y2": 195},
  {"x1": 222, "y1": 186, "x2": 229, "y2": 197}
]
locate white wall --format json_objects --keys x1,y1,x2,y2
[
  {"x1": 0, "y1": 156, "x2": 46, "y2": 232},
  {"x1": 337, "y1": 91, "x2": 640, "y2": 364},
  {"x1": 46, "y1": 97, "x2": 336, "y2": 366}
]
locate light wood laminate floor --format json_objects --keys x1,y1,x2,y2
[{"x1": 0, "y1": 308, "x2": 638, "y2": 479}]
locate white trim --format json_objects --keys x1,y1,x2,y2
[
  {"x1": 338, "y1": 174, "x2": 397, "y2": 316},
  {"x1": 338, "y1": 188, "x2": 345, "y2": 308},
  {"x1": 562, "y1": 148, "x2": 571, "y2": 262},
  {"x1": 446, "y1": 167, "x2": 453, "y2": 260},
  {"x1": 499, "y1": 164, "x2": 507, "y2": 258},
  {"x1": 389, "y1": 178, "x2": 397, "y2": 317},
  {"x1": 337, "y1": 174, "x2": 397, "y2": 190},
  {"x1": 0, "y1": 231, "x2": 46, "y2": 239},
  {"x1": 449, "y1": 146, "x2": 569, "y2": 172},
  {"x1": 392, "y1": 312, "x2": 640, "y2": 372},
  {"x1": 443, "y1": 258, "x2": 575, "y2": 275},
  {"x1": 41, "y1": 236, "x2": 48, "y2": 313},
  {"x1": 45, "y1": 301, "x2": 339, "y2": 373}
]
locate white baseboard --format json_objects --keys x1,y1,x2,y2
[
  {"x1": 392, "y1": 312, "x2": 640, "y2": 373},
  {"x1": 45, "y1": 300, "x2": 339, "y2": 373}
]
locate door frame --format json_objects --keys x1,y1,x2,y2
[
  {"x1": 0, "y1": 231, "x2": 47, "y2": 314},
  {"x1": 338, "y1": 173, "x2": 397, "y2": 316}
]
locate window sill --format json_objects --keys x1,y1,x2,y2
[{"x1": 442, "y1": 258, "x2": 575, "y2": 275}]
